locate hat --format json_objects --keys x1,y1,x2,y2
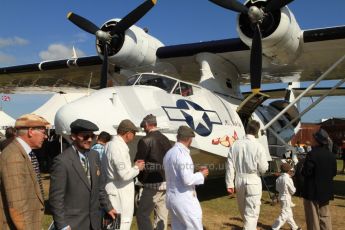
[
  {"x1": 118, "y1": 119, "x2": 139, "y2": 133},
  {"x1": 313, "y1": 129, "x2": 329, "y2": 145},
  {"x1": 15, "y1": 114, "x2": 51, "y2": 128},
  {"x1": 177, "y1": 125, "x2": 195, "y2": 138},
  {"x1": 280, "y1": 163, "x2": 293, "y2": 173},
  {"x1": 70, "y1": 119, "x2": 99, "y2": 133},
  {"x1": 140, "y1": 114, "x2": 157, "y2": 128}
]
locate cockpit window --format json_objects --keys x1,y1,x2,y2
[
  {"x1": 135, "y1": 74, "x2": 177, "y2": 93},
  {"x1": 173, "y1": 82, "x2": 193, "y2": 96},
  {"x1": 126, "y1": 75, "x2": 139, "y2": 86}
]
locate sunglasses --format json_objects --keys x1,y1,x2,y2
[
  {"x1": 31, "y1": 127, "x2": 48, "y2": 135},
  {"x1": 77, "y1": 133, "x2": 95, "y2": 141}
]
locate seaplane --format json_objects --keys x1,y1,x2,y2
[{"x1": 1, "y1": 0, "x2": 345, "y2": 177}]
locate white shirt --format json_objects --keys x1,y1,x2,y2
[
  {"x1": 104, "y1": 135, "x2": 139, "y2": 187},
  {"x1": 103, "y1": 135, "x2": 139, "y2": 223},
  {"x1": 225, "y1": 134, "x2": 268, "y2": 188},
  {"x1": 164, "y1": 142, "x2": 204, "y2": 193},
  {"x1": 275, "y1": 173, "x2": 296, "y2": 201}
]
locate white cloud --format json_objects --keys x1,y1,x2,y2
[
  {"x1": 39, "y1": 44, "x2": 86, "y2": 61},
  {"x1": 0, "y1": 52, "x2": 15, "y2": 65},
  {"x1": 0, "y1": 37, "x2": 29, "y2": 48}
]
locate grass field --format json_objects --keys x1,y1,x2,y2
[{"x1": 42, "y1": 160, "x2": 345, "y2": 229}]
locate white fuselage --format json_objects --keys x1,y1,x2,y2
[{"x1": 55, "y1": 73, "x2": 272, "y2": 177}]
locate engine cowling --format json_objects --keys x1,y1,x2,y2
[
  {"x1": 96, "y1": 19, "x2": 164, "y2": 69},
  {"x1": 237, "y1": 2, "x2": 302, "y2": 65}
]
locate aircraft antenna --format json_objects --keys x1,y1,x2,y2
[
  {"x1": 88, "y1": 72, "x2": 93, "y2": 95},
  {"x1": 71, "y1": 46, "x2": 78, "y2": 59}
]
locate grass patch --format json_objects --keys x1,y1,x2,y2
[{"x1": 42, "y1": 160, "x2": 345, "y2": 229}]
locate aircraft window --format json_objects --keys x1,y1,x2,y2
[
  {"x1": 173, "y1": 82, "x2": 193, "y2": 96},
  {"x1": 136, "y1": 74, "x2": 176, "y2": 92},
  {"x1": 126, "y1": 75, "x2": 139, "y2": 85}
]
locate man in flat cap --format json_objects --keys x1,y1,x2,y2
[
  {"x1": 225, "y1": 119, "x2": 268, "y2": 230},
  {"x1": 163, "y1": 125, "x2": 209, "y2": 230},
  {"x1": 135, "y1": 114, "x2": 171, "y2": 230},
  {"x1": 0, "y1": 114, "x2": 50, "y2": 229},
  {"x1": 302, "y1": 129, "x2": 337, "y2": 230},
  {"x1": 103, "y1": 119, "x2": 145, "y2": 230},
  {"x1": 49, "y1": 119, "x2": 116, "y2": 230}
]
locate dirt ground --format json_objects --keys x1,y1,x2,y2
[{"x1": 42, "y1": 161, "x2": 345, "y2": 230}]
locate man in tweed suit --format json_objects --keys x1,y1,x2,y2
[
  {"x1": 0, "y1": 114, "x2": 50, "y2": 229},
  {"x1": 49, "y1": 119, "x2": 116, "y2": 230}
]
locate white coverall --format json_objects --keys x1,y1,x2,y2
[
  {"x1": 225, "y1": 134, "x2": 268, "y2": 230},
  {"x1": 272, "y1": 173, "x2": 299, "y2": 230},
  {"x1": 163, "y1": 142, "x2": 205, "y2": 230},
  {"x1": 103, "y1": 135, "x2": 140, "y2": 230}
]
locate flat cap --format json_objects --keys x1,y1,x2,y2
[
  {"x1": 313, "y1": 129, "x2": 329, "y2": 145},
  {"x1": 177, "y1": 125, "x2": 195, "y2": 138},
  {"x1": 140, "y1": 114, "x2": 157, "y2": 128},
  {"x1": 118, "y1": 119, "x2": 139, "y2": 133},
  {"x1": 280, "y1": 163, "x2": 293, "y2": 173},
  {"x1": 15, "y1": 114, "x2": 51, "y2": 128},
  {"x1": 70, "y1": 119, "x2": 99, "y2": 133}
]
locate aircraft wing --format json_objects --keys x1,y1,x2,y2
[
  {"x1": 0, "y1": 57, "x2": 102, "y2": 93},
  {"x1": 243, "y1": 86, "x2": 345, "y2": 99},
  {"x1": 157, "y1": 26, "x2": 345, "y2": 83},
  {"x1": 0, "y1": 26, "x2": 344, "y2": 92}
]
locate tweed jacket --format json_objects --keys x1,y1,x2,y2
[{"x1": 0, "y1": 139, "x2": 44, "y2": 230}]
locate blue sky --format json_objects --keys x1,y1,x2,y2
[{"x1": 0, "y1": 0, "x2": 345, "y2": 120}]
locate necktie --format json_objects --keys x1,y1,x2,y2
[
  {"x1": 29, "y1": 151, "x2": 44, "y2": 199},
  {"x1": 81, "y1": 155, "x2": 91, "y2": 183}
]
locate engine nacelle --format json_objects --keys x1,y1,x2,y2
[
  {"x1": 237, "y1": 4, "x2": 302, "y2": 65},
  {"x1": 96, "y1": 19, "x2": 164, "y2": 69}
]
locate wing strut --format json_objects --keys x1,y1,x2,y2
[
  {"x1": 263, "y1": 54, "x2": 345, "y2": 131},
  {"x1": 279, "y1": 77, "x2": 345, "y2": 132}
]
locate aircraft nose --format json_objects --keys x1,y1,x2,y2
[{"x1": 54, "y1": 88, "x2": 122, "y2": 136}]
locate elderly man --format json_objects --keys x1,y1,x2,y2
[
  {"x1": 135, "y1": 114, "x2": 172, "y2": 230},
  {"x1": 104, "y1": 119, "x2": 145, "y2": 230},
  {"x1": 225, "y1": 120, "x2": 269, "y2": 230},
  {"x1": 163, "y1": 125, "x2": 209, "y2": 230},
  {"x1": 302, "y1": 129, "x2": 337, "y2": 230},
  {"x1": 0, "y1": 114, "x2": 50, "y2": 229},
  {"x1": 49, "y1": 119, "x2": 115, "y2": 230}
]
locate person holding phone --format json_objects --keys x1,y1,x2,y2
[
  {"x1": 163, "y1": 126, "x2": 209, "y2": 230},
  {"x1": 103, "y1": 119, "x2": 145, "y2": 230}
]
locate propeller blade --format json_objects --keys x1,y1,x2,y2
[
  {"x1": 110, "y1": 0, "x2": 157, "y2": 36},
  {"x1": 265, "y1": 0, "x2": 294, "y2": 12},
  {"x1": 100, "y1": 44, "x2": 109, "y2": 89},
  {"x1": 67, "y1": 12, "x2": 99, "y2": 35},
  {"x1": 250, "y1": 24, "x2": 262, "y2": 93},
  {"x1": 209, "y1": 0, "x2": 248, "y2": 14}
]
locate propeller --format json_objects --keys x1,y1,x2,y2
[
  {"x1": 209, "y1": 0, "x2": 294, "y2": 93},
  {"x1": 67, "y1": 0, "x2": 157, "y2": 89}
]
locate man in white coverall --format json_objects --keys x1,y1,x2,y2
[
  {"x1": 103, "y1": 119, "x2": 145, "y2": 230},
  {"x1": 163, "y1": 125, "x2": 209, "y2": 230},
  {"x1": 225, "y1": 120, "x2": 268, "y2": 230}
]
